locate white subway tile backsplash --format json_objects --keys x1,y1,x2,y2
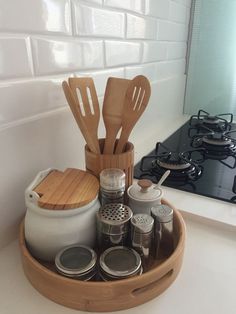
[
  {"x1": 126, "y1": 14, "x2": 157, "y2": 39},
  {"x1": 145, "y1": 0, "x2": 170, "y2": 19},
  {"x1": 76, "y1": 68, "x2": 125, "y2": 96},
  {"x1": 105, "y1": 40, "x2": 141, "y2": 66},
  {"x1": 143, "y1": 41, "x2": 167, "y2": 63},
  {"x1": 125, "y1": 63, "x2": 157, "y2": 81},
  {"x1": 85, "y1": 0, "x2": 103, "y2": 4},
  {"x1": 31, "y1": 37, "x2": 104, "y2": 75},
  {"x1": 169, "y1": 1, "x2": 187, "y2": 23},
  {"x1": 104, "y1": 0, "x2": 145, "y2": 14},
  {"x1": 172, "y1": 0, "x2": 192, "y2": 8},
  {"x1": 167, "y1": 42, "x2": 187, "y2": 59},
  {"x1": 158, "y1": 21, "x2": 187, "y2": 41},
  {"x1": 0, "y1": 76, "x2": 71, "y2": 127},
  {"x1": 0, "y1": 37, "x2": 32, "y2": 79},
  {"x1": 73, "y1": 3, "x2": 125, "y2": 38},
  {"x1": 0, "y1": 0, "x2": 71, "y2": 35},
  {"x1": 156, "y1": 59, "x2": 186, "y2": 80}
]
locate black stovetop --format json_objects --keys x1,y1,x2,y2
[{"x1": 134, "y1": 118, "x2": 236, "y2": 204}]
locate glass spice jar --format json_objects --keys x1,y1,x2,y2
[{"x1": 99, "y1": 168, "x2": 125, "y2": 205}]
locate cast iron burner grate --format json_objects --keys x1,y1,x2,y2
[
  {"x1": 140, "y1": 142, "x2": 203, "y2": 184},
  {"x1": 189, "y1": 109, "x2": 233, "y2": 132}
]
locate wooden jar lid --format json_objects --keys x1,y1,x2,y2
[{"x1": 33, "y1": 168, "x2": 99, "y2": 210}]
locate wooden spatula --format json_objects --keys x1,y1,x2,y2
[
  {"x1": 102, "y1": 77, "x2": 131, "y2": 154},
  {"x1": 115, "y1": 75, "x2": 151, "y2": 154},
  {"x1": 62, "y1": 80, "x2": 100, "y2": 154},
  {"x1": 68, "y1": 77, "x2": 100, "y2": 154}
]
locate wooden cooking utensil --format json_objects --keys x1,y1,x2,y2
[
  {"x1": 62, "y1": 81, "x2": 100, "y2": 154},
  {"x1": 68, "y1": 77, "x2": 100, "y2": 153},
  {"x1": 115, "y1": 75, "x2": 151, "y2": 154},
  {"x1": 102, "y1": 77, "x2": 131, "y2": 154}
]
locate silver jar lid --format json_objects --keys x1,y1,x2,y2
[
  {"x1": 100, "y1": 168, "x2": 125, "y2": 191},
  {"x1": 151, "y1": 204, "x2": 173, "y2": 223},
  {"x1": 99, "y1": 246, "x2": 142, "y2": 280},
  {"x1": 55, "y1": 244, "x2": 97, "y2": 280},
  {"x1": 97, "y1": 203, "x2": 133, "y2": 235},
  {"x1": 131, "y1": 214, "x2": 154, "y2": 233}
]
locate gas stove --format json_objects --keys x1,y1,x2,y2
[{"x1": 134, "y1": 110, "x2": 236, "y2": 204}]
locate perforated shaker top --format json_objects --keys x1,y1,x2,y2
[{"x1": 98, "y1": 203, "x2": 132, "y2": 224}]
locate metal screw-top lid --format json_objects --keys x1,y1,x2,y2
[
  {"x1": 131, "y1": 214, "x2": 154, "y2": 233},
  {"x1": 55, "y1": 245, "x2": 97, "y2": 280},
  {"x1": 151, "y1": 204, "x2": 173, "y2": 223},
  {"x1": 100, "y1": 168, "x2": 125, "y2": 191},
  {"x1": 99, "y1": 246, "x2": 142, "y2": 279}
]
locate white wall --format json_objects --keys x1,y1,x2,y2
[{"x1": 0, "y1": 0, "x2": 192, "y2": 248}]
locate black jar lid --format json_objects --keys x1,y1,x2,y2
[
  {"x1": 99, "y1": 246, "x2": 142, "y2": 280},
  {"x1": 55, "y1": 244, "x2": 97, "y2": 280}
]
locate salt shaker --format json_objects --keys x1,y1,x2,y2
[
  {"x1": 96, "y1": 203, "x2": 133, "y2": 251},
  {"x1": 130, "y1": 214, "x2": 154, "y2": 271},
  {"x1": 99, "y1": 168, "x2": 125, "y2": 205},
  {"x1": 151, "y1": 204, "x2": 174, "y2": 259}
]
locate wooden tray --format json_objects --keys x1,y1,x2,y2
[{"x1": 19, "y1": 199, "x2": 186, "y2": 312}]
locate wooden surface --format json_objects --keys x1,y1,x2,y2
[
  {"x1": 19, "y1": 199, "x2": 186, "y2": 312},
  {"x1": 85, "y1": 139, "x2": 134, "y2": 188},
  {"x1": 34, "y1": 168, "x2": 99, "y2": 210},
  {"x1": 115, "y1": 75, "x2": 151, "y2": 154},
  {"x1": 102, "y1": 77, "x2": 130, "y2": 154},
  {"x1": 62, "y1": 80, "x2": 100, "y2": 154}
]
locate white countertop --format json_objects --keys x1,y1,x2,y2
[{"x1": 1, "y1": 114, "x2": 236, "y2": 314}]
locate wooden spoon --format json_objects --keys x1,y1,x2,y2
[
  {"x1": 115, "y1": 75, "x2": 151, "y2": 154},
  {"x1": 68, "y1": 77, "x2": 100, "y2": 154},
  {"x1": 62, "y1": 80, "x2": 100, "y2": 154},
  {"x1": 102, "y1": 77, "x2": 131, "y2": 154}
]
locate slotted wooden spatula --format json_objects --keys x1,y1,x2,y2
[
  {"x1": 68, "y1": 77, "x2": 100, "y2": 154},
  {"x1": 115, "y1": 75, "x2": 151, "y2": 154},
  {"x1": 62, "y1": 80, "x2": 100, "y2": 154},
  {"x1": 102, "y1": 77, "x2": 131, "y2": 154}
]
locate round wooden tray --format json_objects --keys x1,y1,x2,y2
[{"x1": 19, "y1": 199, "x2": 186, "y2": 312}]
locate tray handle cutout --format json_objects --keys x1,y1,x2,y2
[{"x1": 132, "y1": 269, "x2": 174, "y2": 297}]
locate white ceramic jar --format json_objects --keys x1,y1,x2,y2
[
  {"x1": 24, "y1": 168, "x2": 100, "y2": 262},
  {"x1": 127, "y1": 179, "x2": 163, "y2": 215}
]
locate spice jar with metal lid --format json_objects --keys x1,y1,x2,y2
[
  {"x1": 99, "y1": 168, "x2": 126, "y2": 205},
  {"x1": 131, "y1": 214, "x2": 154, "y2": 271},
  {"x1": 55, "y1": 244, "x2": 97, "y2": 281},
  {"x1": 99, "y1": 246, "x2": 142, "y2": 281},
  {"x1": 151, "y1": 204, "x2": 174, "y2": 259},
  {"x1": 96, "y1": 203, "x2": 133, "y2": 250}
]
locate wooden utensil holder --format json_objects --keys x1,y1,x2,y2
[{"x1": 85, "y1": 139, "x2": 134, "y2": 188}]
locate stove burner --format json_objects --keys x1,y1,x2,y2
[
  {"x1": 155, "y1": 159, "x2": 191, "y2": 170},
  {"x1": 191, "y1": 128, "x2": 236, "y2": 156},
  {"x1": 189, "y1": 109, "x2": 233, "y2": 132},
  {"x1": 202, "y1": 115, "x2": 221, "y2": 125},
  {"x1": 202, "y1": 134, "x2": 233, "y2": 146},
  {"x1": 140, "y1": 143, "x2": 202, "y2": 184}
]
